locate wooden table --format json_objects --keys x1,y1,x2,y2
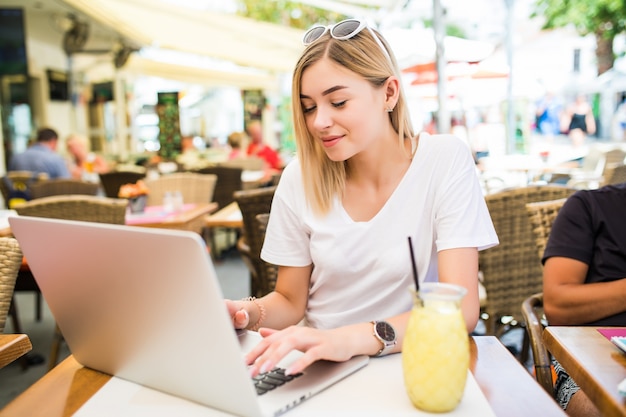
[
  {"x1": 544, "y1": 326, "x2": 626, "y2": 417},
  {"x1": 204, "y1": 202, "x2": 242, "y2": 229},
  {"x1": 0, "y1": 336, "x2": 564, "y2": 417},
  {"x1": 0, "y1": 334, "x2": 32, "y2": 369},
  {"x1": 203, "y1": 202, "x2": 243, "y2": 258},
  {"x1": 125, "y1": 202, "x2": 217, "y2": 235}
]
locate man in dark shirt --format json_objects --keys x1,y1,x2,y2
[{"x1": 543, "y1": 182, "x2": 626, "y2": 417}]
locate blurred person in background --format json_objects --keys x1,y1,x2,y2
[
  {"x1": 9, "y1": 127, "x2": 70, "y2": 179},
  {"x1": 66, "y1": 133, "x2": 109, "y2": 180},
  {"x1": 535, "y1": 91, "x2": 563, "y2": 138},
  {"x1": 562, "y1": 94, "x2": 596, "y2": 147},
  {"x1": 246, "y1": 120, "x2": 283, "y2": 171},
  {"x1": 227, "y1": 131, "x2": 247, "y2": 160}
]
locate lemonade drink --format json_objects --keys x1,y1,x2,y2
[{"x1": 402, "y1": 283, "x2": 469, "y2": 412}]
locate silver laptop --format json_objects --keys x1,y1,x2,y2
[{"x1": 9, "y1": 216, "x2": 368, "y2": 417}]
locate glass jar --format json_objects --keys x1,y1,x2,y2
[{"x1": 402, "y1": 282, "x2": 469, "y2": 413}]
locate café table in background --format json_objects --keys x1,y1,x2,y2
[
  {"x1": 203, "y1": 201, "x2": 243, "y2": 257},
  {"x1": 125, "y1": 202, "x2": 217, "y2": 235},
  {"x1": 0, "y1": 336, "x2": 565, "y2": 417},
  {"x1": 544, "y1": 326, "x2": 626, "y2": 417},
  {"x1": 203, "y1": 202, "x2": 242, "y2": 230}
]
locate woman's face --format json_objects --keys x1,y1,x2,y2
[{"x1": 300, "y1": 57, "x2": 389, "y2": 162}]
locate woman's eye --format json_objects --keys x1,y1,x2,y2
[
  {"x1": 332, "y1": 100, "x2": 347, "y2": 108},
  {"x1": 302, "y1": 105, "x2": 316, "y2": 114}
]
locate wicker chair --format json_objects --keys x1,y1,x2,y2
[
  {"x1": 521, "y1": 293, "x2": 552, "y2": 394},
  {"x1": 603, "y1": 148, "x2": 626, "y2": 166},
  {"x1": 479, "y1": 185, "x2": 576, "y2": 338},
  {"x1": 255, "y1": 213, "x2": 278, "y2": 296},
  {"x1": 98, "y1": 171, "x2": 146, "y2": 198},
  {"x1": 522, "y1": 197, "x2": 569, "y2": 395},
  {"x1": 30, "y1": 179, "x2": 100, "y2": 199},
  {"x1": 0, "y1": 237, "x2": 23, "y2": 333},
  {"x1": 144, "y1": 172, "x2": 217, "y2": 207},
  {"x1": 13, "y1": 195, "x2": 128, "y2": 224},
  {"x1": 193, "y1": 166, "x2": 243, "y2": 210},
  {"x1": 13, "y1": 194, "x2": 128, "y2": 370},
  {"x1": 602, "y1": 163, "x2": 626, "y2": 186},
  {"x1": 221, "y1": 157, "x2": 265, "y2": 171},
  {"x1": 233, "y1": 186, "x2": 276, "y2": 297},
  {"x1": 194, "y1": 166, "x2": 243, "y2": 256},
  {"x1": 0, "y1": 171, "x2": 49, "y2": 208}
]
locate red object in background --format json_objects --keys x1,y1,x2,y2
[{"x1": 403, "y1": 61, "x2": 509, "y2": 86}]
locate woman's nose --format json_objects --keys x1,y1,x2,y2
[{"x1": 312, "y1": 106, "x2": 332, "y2": 130}]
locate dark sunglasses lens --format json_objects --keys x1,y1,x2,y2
[
  {"x1": 331, "y1": 20, "x2": 361, "y2": 38},
  {"x1": 303, "y1": 26, "x2": 326, "y2": 45}
]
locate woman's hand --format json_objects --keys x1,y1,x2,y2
[
  {"x1": 245, "y1": 325, "x2": 360, "y2": 377},
  {"x1": 225, "y1": 299, "x2": 250, "y2": 330}
]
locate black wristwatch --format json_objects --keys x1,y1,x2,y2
[{"x1": 371, "y1": 320, "x2": 397, "y2": 357}]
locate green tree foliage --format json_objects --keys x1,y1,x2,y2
[
  {"x1": 532, "y1": 0, "x2": 626, "y2": 74},
  {"x1": 236, "y1": 0, "x2": 348, "y2": 30}
]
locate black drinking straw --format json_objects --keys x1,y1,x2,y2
[{"x1": 407, "y1": 236, "x2": 419, "y2": 292}]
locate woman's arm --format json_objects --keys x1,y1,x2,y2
[
  {"x1": 241, "y1": 247, "x2": 480, "y2": 377},
  {"x1": 543, "y1": 256, "x2": 626, "y2": 325},
  {"x1": 438, "y1": 247, "x2": 481, "y2": 333},
  {"x1": 227, "y1": 264, "x2": 311, "y2": 331}
]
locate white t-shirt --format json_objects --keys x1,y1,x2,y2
[{"x1": 261, "y1": 133, "x2": 498, "y2": 329}]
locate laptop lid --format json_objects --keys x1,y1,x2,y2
[{"x1": 9, "y1": 216, "x2": 367, "y2": 417}]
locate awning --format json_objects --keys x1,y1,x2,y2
[
  {"x1": 61, "y1": 0, "x2": 305, "y2": 73},
  {"x1": 403, "y1": 61, "x2": 509, "y2": 85},
  {"x1": 123, "y1": 55, "x2": 281, "y2": 91}
]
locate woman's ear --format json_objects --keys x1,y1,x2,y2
[{"x1": 384, "y1": 76, "x2": 400, "y2": 110}]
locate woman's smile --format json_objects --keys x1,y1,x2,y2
[{"x1": 321, "y1": 134, "x2": 343, "y2": 148}]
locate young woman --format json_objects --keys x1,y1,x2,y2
[{"x1": 227, "y1": 19, "x2": 498, "y2": 377}]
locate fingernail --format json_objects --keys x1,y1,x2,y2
[{"x1": 259, "y1": 361, "x2": 272, "y2": 374}]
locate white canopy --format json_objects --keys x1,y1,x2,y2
[{"x1": 62, "y1": 0, "x2": 305, "y2": 73}]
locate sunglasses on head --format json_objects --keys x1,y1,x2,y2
[{"x1": 302, "y1": 19, "x2": 391, "y2": 62}]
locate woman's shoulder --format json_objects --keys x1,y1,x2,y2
[
  {"x1": 275, "y1": 158, "x2": 303, "y2": 190},
  {"x1": 418, "y1": 131, "x2": 465, "y2": 145},
  {"x1": 416, "y1": 131, "x2": 471, "y2": 154}
]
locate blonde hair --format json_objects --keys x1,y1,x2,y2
[
  {"x1": 291, "y1": 25, "x2": 414, "y2": 215},
  {"x1": 227, "y1": 131, "x2": 247, "y2": 149}
]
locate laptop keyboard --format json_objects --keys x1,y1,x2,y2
[{"x1": 252, "y1": 367, "x2": 303, "y2": 395}]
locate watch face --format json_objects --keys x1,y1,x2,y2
[{"x1": 375, "y1": 321, "x2": 396, "y2": 342}]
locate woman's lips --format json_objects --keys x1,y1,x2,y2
[{"x1": 321, "y1": 135, "x2": 342, "y2": 148}]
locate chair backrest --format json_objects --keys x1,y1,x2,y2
[
  {"x1": 233, "y1": 186, "x2": 276, "y2": 297},
  {"x1": 479, "y1": 185, "x2": 576, "y2": 335},
  {"x1": 521, "y1": 293, "x2": 553, "y2": 395},
  {"x1": 30, "y1": 179, "x2": 100, "y2": 199},
  {"x1": 581, "y1": 147, "x2": 606, "y2": 177},
  {"x1": 603, "y1": 148, "x2": 626, "y2": 166},
  {"x1": 602, "y1": 163, "x2": 626, "y2": 186},
  {"x1": 522, "y1": 197, "x2": 569, "y2": 396},
  {"x1": 13, "y1": 195, "x2": 128, "y2": 225},
  {"x1": 221, "y1": 157, "x2": 265, "y2": 171},
  {"x1": 0, "y1": 171, "x2": 49, "y2": 208},
  {"x1": 98, "y1": 171, "x2": 146, "y2": 198},
  {"x1": 255, "y1": 213, "x2": 278, "y2": 297},
  {"x1": 525, "y1": 197, "x2": 569, "y2": 259},
  {"x1": 144, "y1": 172, "x2": 217, "y2": 206},
  {"x1": 194, "y1": 166, "x2": 243, "y2": 210},
  {"x1": 0, "y1": 237, "x2": 23, "y2": 332}
]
